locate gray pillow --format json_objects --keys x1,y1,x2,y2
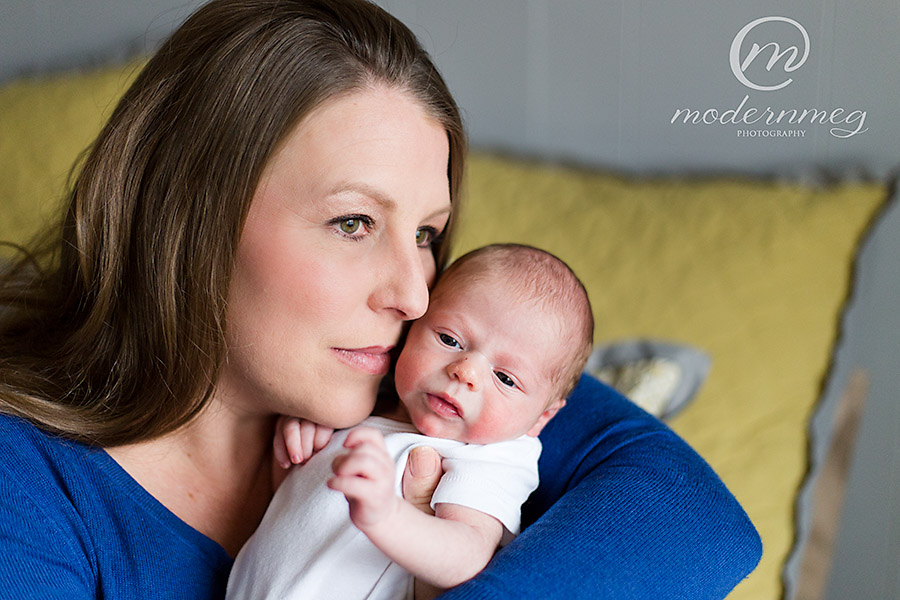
[{"x1": 585, "y1": 339, "x2": 711, "y2": 420}]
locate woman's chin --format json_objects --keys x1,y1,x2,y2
[
  {"x1": 322, "y1": 393, "x2": 378, "y2": 429},
  {"x1": 273, "y1": 377, "x2": 380, "y2": 429}
]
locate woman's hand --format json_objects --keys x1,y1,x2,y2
[{"x1": 401, "y1": 446, "x2": 442, "y2": 516}]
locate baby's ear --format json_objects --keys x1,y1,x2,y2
[{"x1": 526, "y1": 398, "x2": 566, "y2": 437}]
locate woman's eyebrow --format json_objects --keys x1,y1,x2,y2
[
  {"x1": 328, "y1": 182, "x2": 396, "y2": 208},
  {"x1": 330, "y1": 182, "x2": 451, "y2": 221}
]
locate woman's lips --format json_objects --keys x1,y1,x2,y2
[
  {"x1": 426, "y1": 393, "x2": 462, "y2": 419},
  {"x1": 332, "y1": 346, "x2": 393, "y2": 376}
]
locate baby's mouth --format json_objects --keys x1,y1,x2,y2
[{"x1": 425, "y1": 392, "x2": 463, "y2": 419}]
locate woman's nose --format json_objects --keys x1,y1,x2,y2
[
  {"x1": 447, "y1": 356, "x2": 482, "y2": 391},
  {"x1": 369, "y1": 238, "x2": 431, "y2": 320}
]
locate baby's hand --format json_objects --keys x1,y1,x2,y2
[
  {"x1": 328, "y1": 427, "x2": 400, "y2": 531},
  {"x1": 273, "y1": 415, "x2": 334, "y2": 469}
]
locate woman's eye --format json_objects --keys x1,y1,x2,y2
[
  {"x1": 340, "y1": 218, "x2": 362, "y2": 235},
  {"x1": 438, "y1": 333, "x2": 460, "y2": 348},
  {"x1": 416, "y1": 227, "x2": 439, "y2": 248},
  {"x1": 495, "y1": 372, "x2": 516, "y2": 388},
  {"x1": 331, "y1": 215, "x2": 372, "y2": 239}
]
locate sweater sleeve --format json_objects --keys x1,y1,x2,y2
[{"x1": 436, "y1": 373, "x2": 762, "y2": 600}]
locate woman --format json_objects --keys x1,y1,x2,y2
[{"x1": 0, "y1": 0, "x2": 761, "y2": 598}]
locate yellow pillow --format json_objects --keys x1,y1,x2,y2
[
  {"x1": 0, "y1": 63, "x2": 143, "y2": 251},
  {"x1": 455, "y1": 154, "x2": 886, "y2": 600}
]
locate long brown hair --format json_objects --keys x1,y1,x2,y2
[{"x1": 0, "y1": 0, "x2": 466, "y2": 446}]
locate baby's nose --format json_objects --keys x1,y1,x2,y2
[{"x1": 447, "y1": 355, "x2": 482, "y2": 391}]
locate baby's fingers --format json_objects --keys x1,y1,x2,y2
[
  {"x1": 313, "y1": 423, "x2": 334, "y2": 452},
  {"x1": 280, "y1": 417, "x2": 307, "y2": 464},
  {"x1": 343, "y1": 426, "x2": 387, "y2": 451},
  {"x1": 296, "y1": 419, "x2": 319, "y2": 463},
  {"x1": 331, "y1": 441, "x2": 394, "y2": 481},
  {"x1": 327, "y1": 470, "x2": 378, "y2": 499},
  {"x1": 278, "y1": 418, "x2": 334, "y2": 466},
  {"x1": 273, "y1": 415, "x2": 294, "y2": 469}
]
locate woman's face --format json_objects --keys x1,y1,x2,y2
[{"x1": 221, "y1": 86, "x2": 452, "y2": 428}]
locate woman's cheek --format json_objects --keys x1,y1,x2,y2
[{"x1": 422, "y1": 251, "x2": 438, "y2": 289}]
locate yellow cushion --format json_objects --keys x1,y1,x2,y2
[
  {"x1": 0, "y1": 63, "x2": 887, "y2": 599},
  {"x1": 455, "y1": 154, "x2": 886, "y2": 600},
  {"x1": 0, "y1": 63, "x2": 142, "y2": 251}
]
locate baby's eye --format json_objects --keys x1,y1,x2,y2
[
  {"x1": 438, "y1": 333, "x2": 460, "y2": 348},
  {"x1": 495, "y1": 372, "x2": 516, "y2": 388}
]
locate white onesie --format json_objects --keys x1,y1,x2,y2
[{"x1": 226, "y1": 416, "x2": 541, "y2": 600}]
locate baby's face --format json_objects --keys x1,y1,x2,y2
[{"x1": 394, "y1": 277, "x2": 565, "y2": 444}]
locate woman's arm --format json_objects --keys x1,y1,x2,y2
[{"x1": 436, "y1": 374, "x2": 762, "y2": 600}]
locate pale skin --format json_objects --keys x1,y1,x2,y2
[
  {"x1": 278, "y1": 273, "x2": 568, "y2": 589},
  {"x1": 105, "y1": 85, "x2": 451, "y2": 558}
]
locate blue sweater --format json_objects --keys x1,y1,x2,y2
[{"x1": 0, "y1": 374, "x2": 761, "y2": 598}]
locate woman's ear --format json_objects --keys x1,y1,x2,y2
[{"x1": 526, "y1": 398, "x2": 566, "y2": 437}]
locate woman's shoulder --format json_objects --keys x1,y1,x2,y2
[
  {"x1": 1, "y1": 409, "x2": 78, "y2": 443},
  {"x1": 0, "y1": 411, "x2": 115, "y2": 546},
  {"x1": 0, "y1": 411, "x2": 87, "y2": 482},
  {"x1": 0, "y1": 412, "x2": 100, "y2": 592},
  {"x1": 0, "y1": 411, "x2": 107, "y2": 497},
  {"x1": 0, "y1": 411, "x2": 232, "y2": 598}
]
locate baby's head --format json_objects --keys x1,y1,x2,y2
[{"x1": 394, "y1": 244, "x2": 594, "y2": 444}]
